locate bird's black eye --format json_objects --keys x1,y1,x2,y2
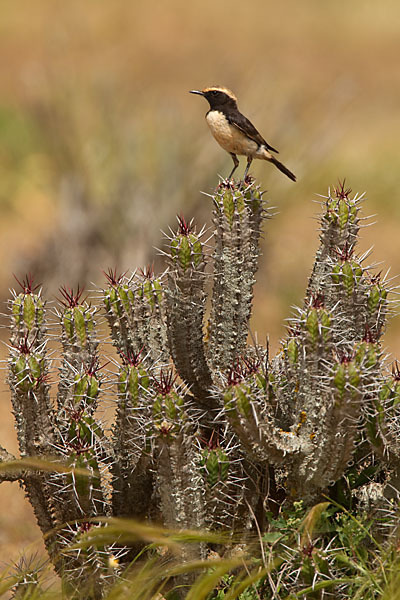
[{"x1": 211, "y1": 90, "x2": 218, "y2": 96}]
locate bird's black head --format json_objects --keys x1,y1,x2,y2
[{"x1": 190, "y1": 86, "x2": 238, "y2": 110}]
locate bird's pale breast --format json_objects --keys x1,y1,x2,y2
[{"x1": 206, "y1": 110, "x2": 258, "y2": 156}]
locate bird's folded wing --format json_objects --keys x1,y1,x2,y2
[{"x1": 227, "y1": 112, "x2": 279, "y2": 153}]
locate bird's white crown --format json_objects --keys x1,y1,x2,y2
[{"x1": 202, "y1": 86, "x2": 237, "y2": 101}]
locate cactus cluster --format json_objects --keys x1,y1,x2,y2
[{"x1": 1, "y1": 179, "x2": 399, "y2": 598}]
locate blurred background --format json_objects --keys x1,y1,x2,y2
[{"x1": 0, "y1": 0, "x2": 399, "y2": 568}]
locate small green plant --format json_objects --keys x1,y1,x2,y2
[{"x1": 0, "y1": 178, "x2": 399, "y2": 598}]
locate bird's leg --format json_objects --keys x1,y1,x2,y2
[
  {"x1": 243, "y1": 156, "x2": 253, "y2": 181},
  {"x1": 227, "y1": 153, "x2": 239, "y2": 180}
]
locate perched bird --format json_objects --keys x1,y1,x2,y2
[{"x1": 190, "y1": 86, "x2": 296, "y2": 182}]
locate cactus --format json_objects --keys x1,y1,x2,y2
[
  {"x1": 7, "y1": 276, "x2": 61, "y2": 564},
  {"x1": 1, "y1": 178, "x2": 399, "y2": 598}
]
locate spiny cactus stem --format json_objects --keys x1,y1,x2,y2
[
  {"x1": 166, "y1": 220, "x2": 214, "y2": 407},
  {"x1": 208, "y1": 182, "x2": 264, "y2": 372}
]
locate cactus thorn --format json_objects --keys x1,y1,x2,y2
[
  {"x1": 363, "y1": 324, "x2": 377, "y2": 344},
  {"x1": 199, "y1": 429, "x2": 220, "y2": 450},
  {"x1": 333, "y1": 179, "x2": 352, "y2": 200},
  {"x1": 121, "y1": 347, "x2": 144, "y2": 366},
  {"x1": 333, "y1": 242, "x2": 355, "y2": 262},
  {"x1": 58, "y1": 285, "x2": 87, "y2": 307},
  {"x1": 103, "y1": 267, "x2": 126, "y2": 286},
  {"x1": 176, "y1": 214, "x2": 194, "y2": 236},
  {"x1": 13, "y1": 333, "x2": 36, "y2": 355},
  {"x1": 138, "y1": 264, "x2": 155, "y2": 279},
  {"x1": 310, "y1": 292, "x2": 325, "y2": 308},
  {"x1": 153, "y1": 369, "x2": 177, "y2": 395},
  {"x1": 13, "y1": 273, "x2": 40, "y2": 294}
]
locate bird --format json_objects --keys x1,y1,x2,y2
[{"x1": 190, "y1": 86, "x2": 296, "y2": 182}]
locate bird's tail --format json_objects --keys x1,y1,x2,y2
[{"x1": 268, "y1": 156, "x2": 297, "y2": 182}]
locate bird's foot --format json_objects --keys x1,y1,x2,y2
[
  {"x1": 244, "y1": 174, "x2": 255, "y2": 185},
  {"x1": 218, "y1": 177, "x2": 238, "y2": 190},
  {"x1": 236, "y1": 174, "x2": 255, "y2": 190}
]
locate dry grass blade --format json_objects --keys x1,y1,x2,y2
[
  {"x1": 184, "y1": 560, "x2": 243, "y2": 600},
  {"x1": 299, "y1": 502, "x2": 330, "y2": 548},
  {"x1": 222, "y1": 566, "x2": 270, "y2": 600},
  {"x1": 0, "y1": 456, "x2": 93, "y2": 477},
  {"x1": 68, "y1": 518, "x2": 230, "y2": 553}
]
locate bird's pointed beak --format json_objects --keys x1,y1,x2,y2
[{"x1": 189, "y1": 90, "x2": 205, "y2": 96}]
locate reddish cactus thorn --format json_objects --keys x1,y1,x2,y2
[
  {"x1": 34, "y1": 372, "x2": 51, "y2": 388},
  {"x1": 333, "y1": 179, "x2": 352, "y2": 200},
  {"x1": 121, "y1": 347, "x2": 144, "y2": 367},
  {"x1": 85, "y1": 357, "x2": 100, "y2": 376},
  {"x1": 68, "y1": 438, "x2": 94, "y2": 454},
  {"x1": 159, "y1": 422, "x2": 173, "y2": 436},
  {"x1": 340, "y1": 354, "x2": 353, "y2": 364},
  {"x1": 333, "y1": 241, "x2": 355, "y2": 262},
  {"x1": 14, "y1": 333, "x2": 35, "y2": 355},
  {"x1": 227, "y1": 370, "x2": 240, "y2": 386},
  {"x1": 199, "y1": 429, "x2": 220, "y2": 450},
  {"x1": 370, "y1": 271, "x2": 382, "y2": 285},
  {"x1": 103, "y1": 267, "x2": 125, "y2": 286},
  {"x1": 287, "y1": 324, "x2": 301, "y2": 337},
  {"x1": 302, "y1": 542, "x2": 314, "y2": 557},
  {"x1": 227, "y1": 361, "x2": 245, "y2": 386},
  {"x1": 335, "y1": 350, "x2": 354, "y2": 364},
  {"x1": 83, "y1": 356, "x2": 109, "y2": 376},
  {"x1": 176, "y1": 214, "x2": 194, "y2": 236},
  {"x1": 138, "y1": 264, "x2": 155, "y2": 279},
  {"x1": 310, "y1": 292, "x2": 325, "y2": 309},
  {"x1": 153, "y1": 369, "x2": 177, "y2": 395},
  {"x1": 69, "y1": 408, "x2": 85, "y2": 422},
  {"x1": 13, "y1": 273, "x2": 40, "y2": 294},
  {"x1": 242, "y1": 355, "x2": 261, "y2": 376},
  {"x1": 363, "y1": 324, "x2": 377, "y2": 344},
  {"x1": 58, "y1": 285, "x2": 87, "y2": 308},
  {"x1": 227, "y1": 356, "x2": 260, "y2": 385},
  {"x1": 79, "y1": 522, "x2": 93, "y2": 533}
]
